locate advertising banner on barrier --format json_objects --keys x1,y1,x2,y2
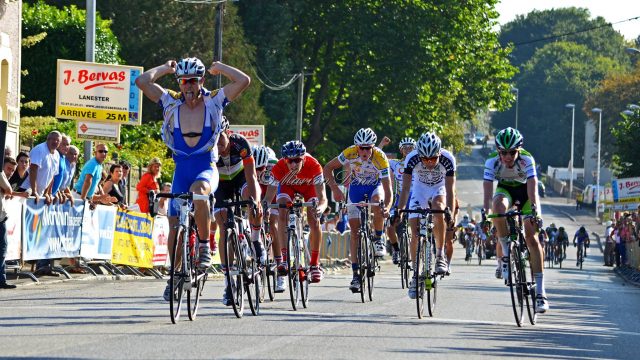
[
  {"x1": 111, "y1": 209, "x2": 154, "y2": 268},
  {"x1": 5, "y1": 197, "x2": 25, "y2": 261},
  {"x1": 22, "y1": 199, "x2": 84, "y2": 261},
  {"x1": 151, "y1": 216, "x2": 170, "y2": 266},
  {"x1": 612, "y1": 177, "x2": 640, "y2": 204},
  {"x1": 80, "y1": 203, "x2": 117, "y2": 260}
]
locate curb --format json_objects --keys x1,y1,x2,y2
[
  {"x1": 15, "y1": 274, "x2": 153, "y2": 288},
  {"x1": 614, "y1": 265, "x2": 640, "y2": 287}
]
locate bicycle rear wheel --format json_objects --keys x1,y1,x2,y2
[
  {"x1": 415, "y1": 237, "x2": 425, "y2": 319},
  {"x1": 187, "y1": 230, "x2": 201, "y2": 321},
  {"x1": 246, "y1": 241, "x2": 259, "y2": 316},
  {"x1": 579, "y1": 246, "x2": 584, "y2": 270},
  {"x1": 263, "y1": 230, "x2": 275, "y2": 302},
  {"x1": 358, "y1": 231, "x2": 367, "y2": 303},
  {"x1": 525, "y1": 267, "x2": 537, "y2": 325},
  {"x1": 508, "y1": 242, "x2": 524, "y2": 327},
  {"x1": 478, "y1": 242, "x2": 483, "y2": 266},
  {"x1": 426, "y1": 237, "x2": 437, "y2": 317},
  {"x1": 287, "y1": 230, "x2": 301, "y2": 310},
  {"x1": 367, "y1": 236, "x2": 376, "y2": 302},
  {"x1": 170, "y1": 226, "x2": 186, "y2": 324},
  {"x1": 225, "y1": 228, "x2": 244, "y2": 318}
]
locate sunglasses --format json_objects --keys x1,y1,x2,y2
[
  {"x1": 97, "y1": 150, "x2": 109, "y2": 154},
  {"x1": 358, "y1": 146, "x2": 373, "y2": 151},
  {"x1": 499, "y1": 150, "x2": 518, "y2": 156},
  {"x1": 286, "y1": 157, "x2": 303, "y2": 164},
  {"x1": 420, "y1": 155, "x2": 439, "y2": 163},
  {"x1": 256, "y1": 166, "x2": 266, "y2": 172},
  {"x1": 177, "y1": 77, "x2": 201, "y2": 85}
]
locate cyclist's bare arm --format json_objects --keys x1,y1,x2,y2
[
  {"x1": 323, "y1": 157, "x2": 343, "y2": 200},
  {"x1": 381, "y1": 177, "x2": 392, "y2": 210},
  {"x1": 527, "y1": 177, "x2": 539, "y2": 211},
  {"x1": 208, "y1": 62, "x2": 250, "y2": 101},
  {"x1": 445, "y1": 175, "x2": 456, "y2": 214},
  {"x1": 397, "y1": 173, "x2": 412, "y2": 210},
  {"x1": 263, "y1": 185, "x2": 278, "y2": 207},
  {"x1": 483, "y1": 180, "x2": 494, "y2": 212},
  {"x1": 135, "y1": 60, "x2": 176, "y2": 103},
  {"x1": 314, "y1": 183, "x2": 328, "y2": 214}
]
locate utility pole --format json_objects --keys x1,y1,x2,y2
[
  {"x1": 213, "y1": 2, "x2": 224, "y2": 89},
  {"x1": 84, "y1": 0, "x2": 96, "y2": 160},
  {"x1": 296, "y1": 71, "x2": 304, "y2": 141}
]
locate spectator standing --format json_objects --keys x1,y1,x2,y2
[
  {"x1": 102, "y1": 164, "x2": 127, "y2": 207},
  {"x1": 136, "y1": 157, "x2": 161, "y2": 214},
  {"x1": 21, "y1": 131, "x2": 61, "y2": 203},
  {"x1": 118, "y1": 160, "x2": 131, "y2": 204},
  {"x1": 73, "y1": 143, "x2": 109, "y2": 201},
  {"x1": 3, "y1": 157, "x2": 16, "y2": 179},
  {"x1": 9, "y1": 152, "x2": 29, "y2": 192},
  {"x1": 50, "y1": 134, "x2": 72, "y2": 203},
  {"x1": 614, "y1": 222, "x2": 624, "y2": 267},
  {"x1": 58, "y1": 145, "x2": 79, "y2": 203},
  {"x1": 157, "y1": 182, "x2": 172, "y2": 216},
  {"x1": 0, "y1": 163, "x2": 17, "y2": 289},
  {"x1": 604, "y1": 220, "x2": 615, "y2": 267}
]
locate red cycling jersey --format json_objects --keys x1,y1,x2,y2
[{"x1": 271, "y1": 153, "x2": 324, "y2": 201}]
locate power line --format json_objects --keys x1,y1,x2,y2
[{"x1": 514, "y1": 15, "x2": 640, "y2": 47}]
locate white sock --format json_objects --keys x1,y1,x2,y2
[
  {"x1": 534, "y1": 272, "x2": 545, "y2": 297},
  {"x1": 499, "y1": 236, "x2": 510, "y2": 257}
]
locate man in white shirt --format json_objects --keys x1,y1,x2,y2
[{"x1": 20, "y1": 131, "x2": 61, "y2": 203}]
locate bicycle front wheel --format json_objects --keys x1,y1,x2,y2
[
  {"x1": 187, "y1": 229, "x2": 202, "y2": 321},
  {"x1": 358, "y1": 231, "x2": 368, "y2": 303},
  {"x1": 287, "y1": 230, "x2": 301, "y2": 310},
  {"x1": 400, "y1": 230, "x2": 410, "y2": 289},
  {"x1": 478, "y1": 242, "x2": 483, "y2": 266},
  {"x1": 426, "y1": 237, "x2": 437, "y2": 317},
  {"x1": 246, "y1": 238, "x2": 259, "y2": 316},
  {"x1": 508, "y1": 242, "x2": 524, "y2": 327},
  {"x1": 225, "y1": 228, "x2": 244, "y2": 318},
  {"x1": 170, "y1": 226, "x2": 187, "y2": 324},
  {"x1": 525, "y1": 266, "x2": 537, "y2": 325}
]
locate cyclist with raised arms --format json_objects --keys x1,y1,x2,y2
[
  {"x1": 214, "y1": 119, "x2": 264, "y2": 305},
  {"x1": 388, "y1": 137, "x2": 415, "y2": 264},
  {"x1": 253, "y1": 145, "x2": 285, "y2": 292},
  {"x1": 324, "y1": 128, "x2": 392, "y2": 292},
  {"x1": 483, "y1": 127, "x2": 548, "y2": 313},
  {"x1": 135, "y1": 57, "x2": 250, "y2": 301},
  {"x1": 396, "y1": 132, "x2": 456, "y2": 299},
  {"x1": 262, "y1": 141, "x2": 328, "y2": 284}
]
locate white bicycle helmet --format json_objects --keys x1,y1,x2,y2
[
  {"x1": 175, "y1": 57, "x2": 206, "y2": 78},
  {"x1": 218, "y1": 116, "x2": 229, "y2": 132},
  {"x1": 265, "y1": 146, "x2": 278, "y2": 162},
  {"x1": 398, "y1": 137, "x2": 416, "y2": 149},
  {"x1": 252, "y1": 145, "x2": 269, "y2": 169},
  {"x1": 354, "y1": 128, "x2": 377, "y2": 146},
  {"x1": 416, "y1": 132, "x2": 441, "y2": 157}
]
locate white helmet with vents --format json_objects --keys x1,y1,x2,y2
[
  {"x1": 417, "y1": 132, "x2": 441, "y2": 158},
  {"x1": 354, "y1": 128, "x2": 377, "y2": 146}
]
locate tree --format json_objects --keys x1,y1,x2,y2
[
  {"x1": 584, "y1": 65, "x2": 640, "y2": 177},
  {"x1": 21, "y1": 1, "x2": 122, "y2": 117},
  {"x1": 494, "y1": 7, "x2": 631, "y2": 169},
  {"x1": 503, "y1": 41, "x2": 622, "y2": 169},
  {"x1": 239, "y1": 0, "x2": 516, "y2": 161}
]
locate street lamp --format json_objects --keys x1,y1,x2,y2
[
  {"x1": 565, "y1": 103, "x2": 575, "y2": 200},
  {"x1": 511, "y1": 87, "x2": 519, "y2": 130},
  {"x1": 591, "y1": 107, "x2": 603, "y2": 219}
]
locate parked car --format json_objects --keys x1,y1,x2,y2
[{"x1": 465, "y1": 133, "x2": 477, "y2": 145}]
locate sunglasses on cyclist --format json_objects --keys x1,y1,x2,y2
[
  {"x1": 177, "y1": 77, "x2": 202, "y2": 85},
  {"x1": 286, "y1": 157, "x2": 303, "y2": 164},
  {"x1": 499, "y1": 149, "x2": 518, "y2": 157},
  {"x1": 358, "y1": 146, "x2": 373, "y2": 151},
  {"x1": 420, "y1": 155, "x2": 439, "y2": 163}
]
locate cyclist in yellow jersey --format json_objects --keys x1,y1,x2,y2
[{"x1": 324, "y1": 128, "x2": 392, "y2": 292}]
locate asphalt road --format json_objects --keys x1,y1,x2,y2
[{"x1": 1, "y1": 145, "x2": 639, "y2": 359}]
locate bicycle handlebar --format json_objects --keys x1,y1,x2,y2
[
  {"x1": 268, "y1": 201, "x2": 316, "y2": 209},
  {"x1": 399, "y1": 208, "x2": 450, "y2": 215},
  {"x1": 487, "y1": 210, "x2": 533, "y2": 218},
  {"x1": 154, "y1": 192, "x2": 214, "y2": 202}
]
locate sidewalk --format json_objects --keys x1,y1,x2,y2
[{"x1": 542, "y1": 193, "x2": 640, "y2": 287}]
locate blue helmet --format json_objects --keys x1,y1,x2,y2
[
  {"x1": 175, "y1": 57, "x2": 206, "y2": 78},
  {"x1": 281, "y1": 140, "x2": 306, "y2": 158}
]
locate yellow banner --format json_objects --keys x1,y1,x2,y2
[
  {"x1": 111, "y1": 209, "x2": 154, "y2": 268},
  {"x1": 57, "y1": 105, "x2": 130, "y2": 123}
]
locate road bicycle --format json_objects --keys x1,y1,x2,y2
[
  {"x1": 260, "y1": 208, "x2": 277, "y2": 302},
  {"x1": 270, "y1": 195, "x2": 315, "y2": 310},
  {"x1": 486, "y1": 209, "x2": 537, "y2": 327},
  {"x1": 575, "y1": 242, "x2": 586, "y2": 270},
  {"x1": 348, "y1": 195, "x2": 383, "y2": 302},
  {"x1": 400, "y1": 207, "x2": 450, "y2": 319},
  {"x1": 152, "y1": 191, "x2": 213, "y2": 324},
  {"x1": 396, "y1": 216, "x2": 411, "y2": 289},
  {"x1": 477, "y1": 236, "x2": 485, "y2": 266},
  {"x1": 219, "y1": 193, "x2": 260, "y2": 318},
  {"x1": 546, "y1": 241, "x2": 555, "y2": 269}
]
